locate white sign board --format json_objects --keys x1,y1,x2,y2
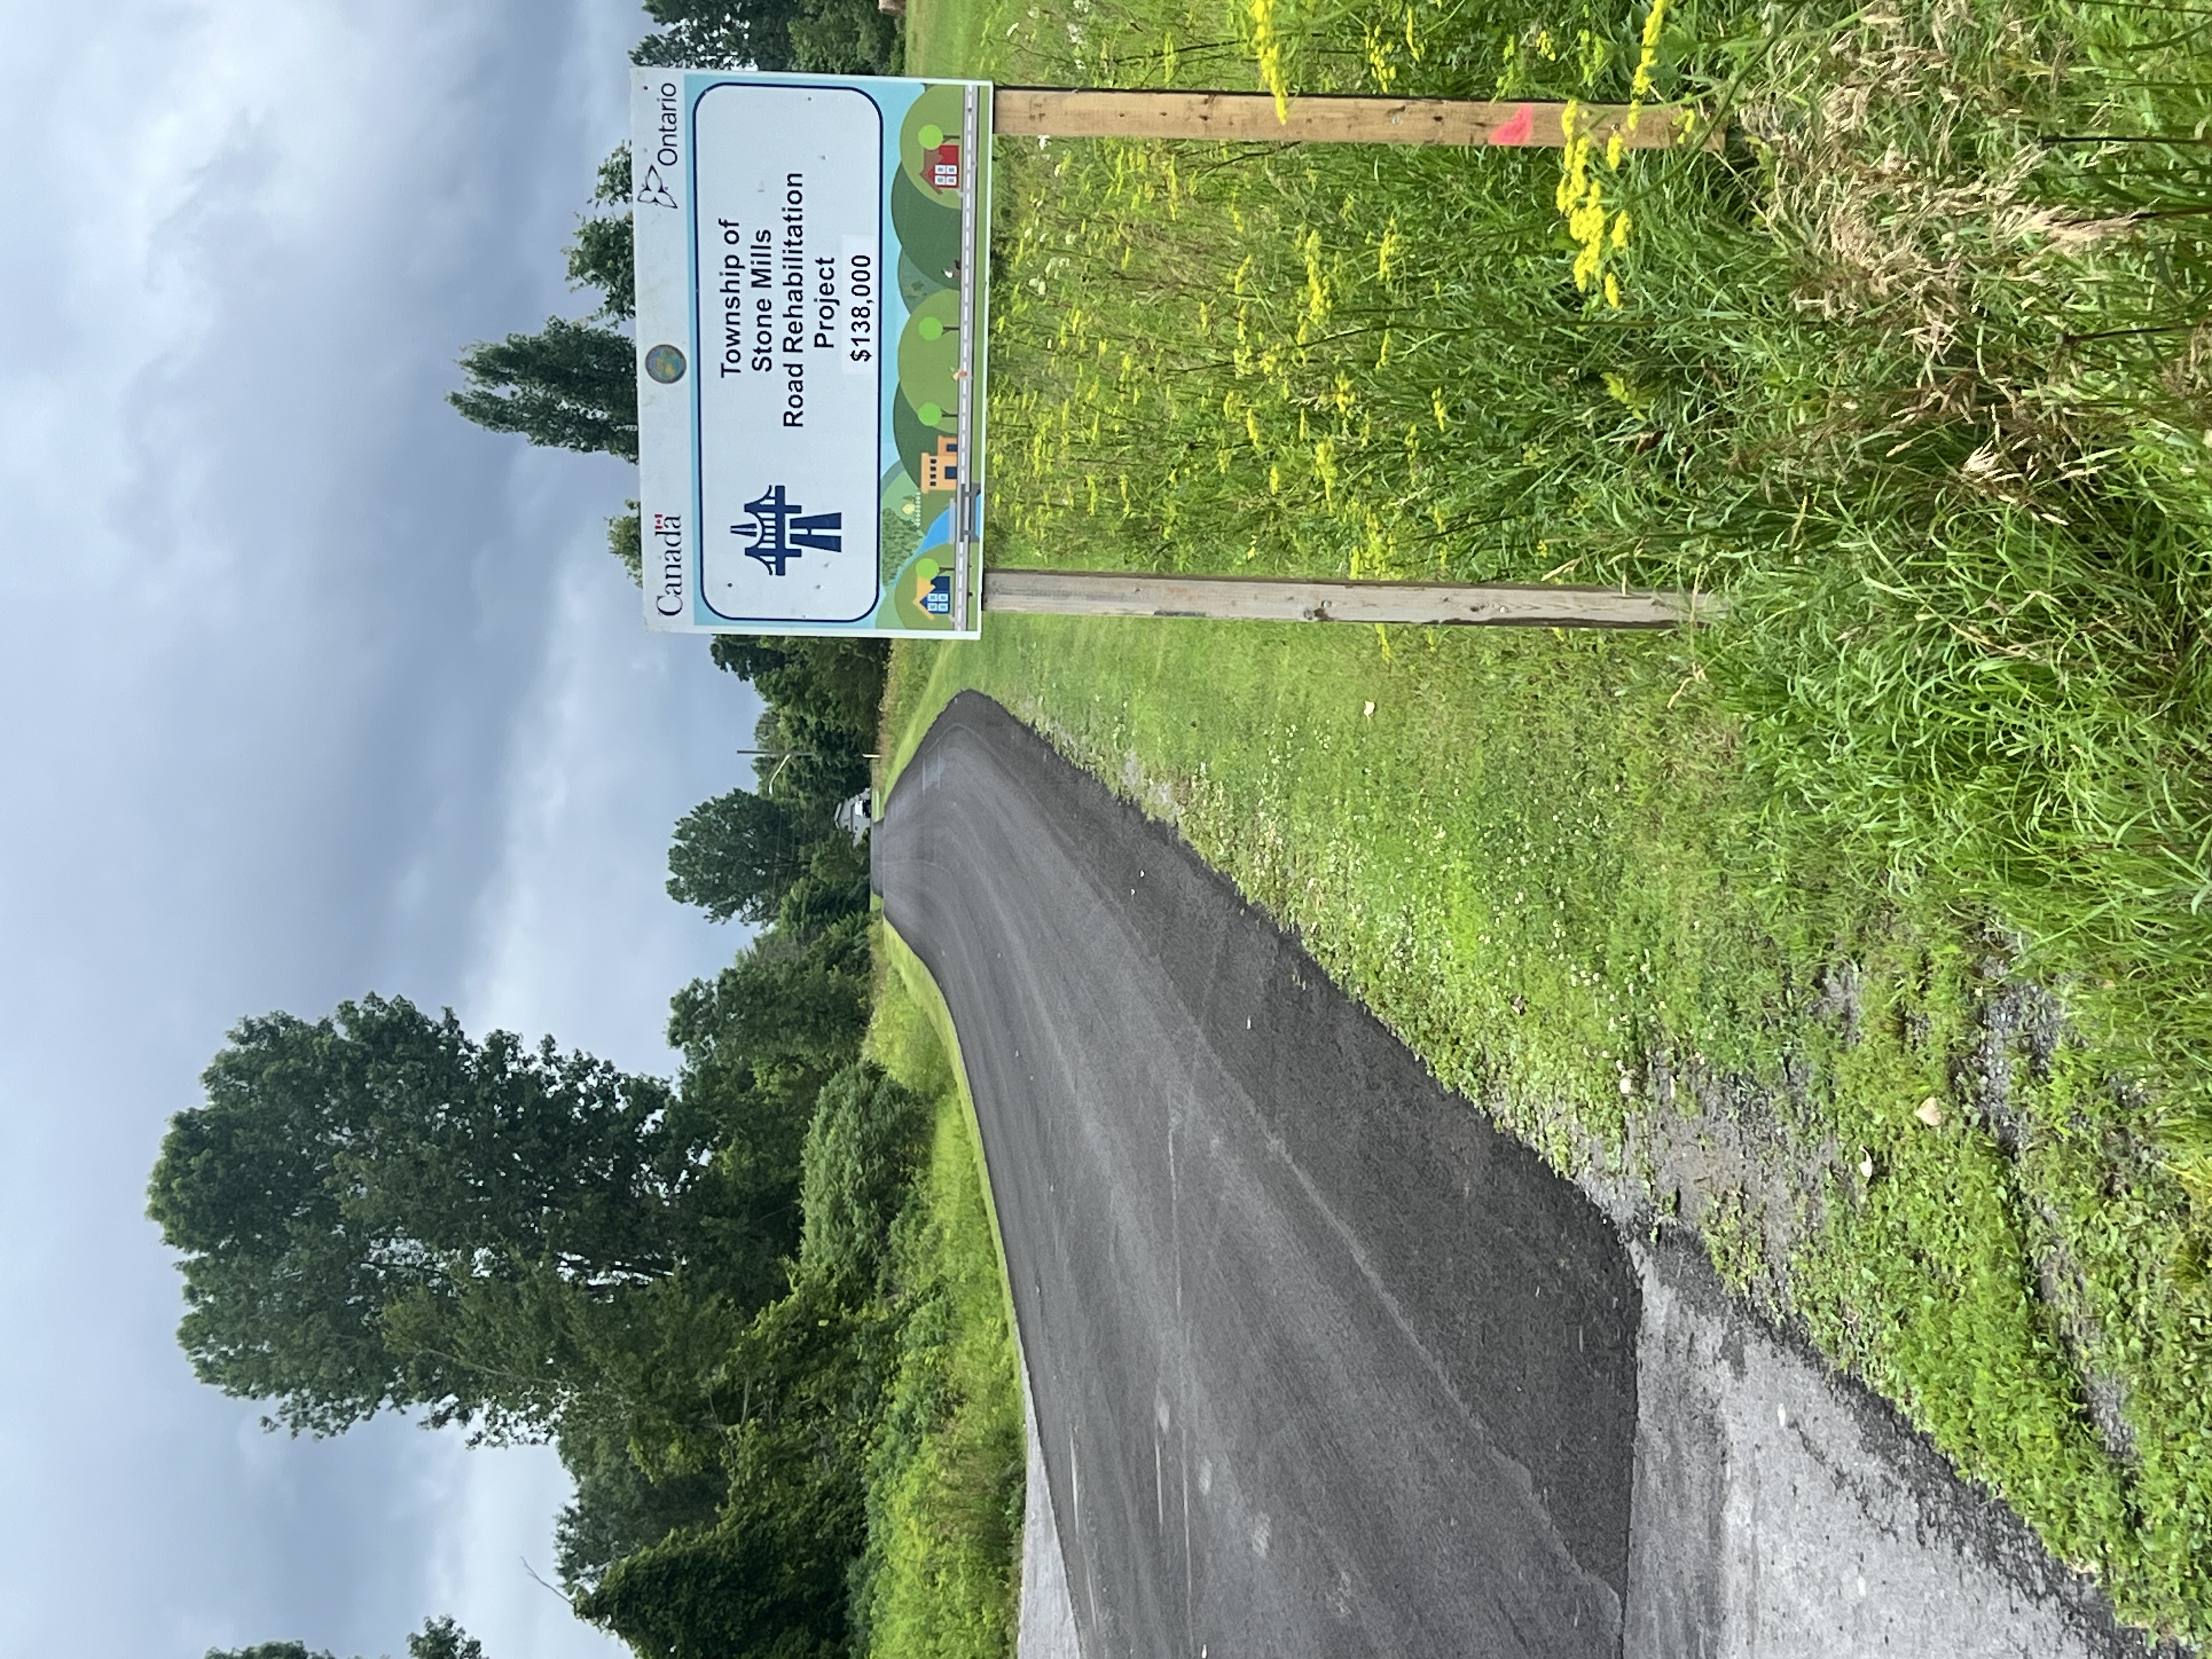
[{"x1": 631, "y1": 70, "x2": 991, "y2": 636}]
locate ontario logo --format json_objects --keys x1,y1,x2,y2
[
  {"x1": 637, "y1": 80, "x2": 681, "y2": 208},
  {"x1": 732, "y1": 485, "x2": 841, "y2": 577}
]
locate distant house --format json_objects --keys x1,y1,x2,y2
[
  {"x1": 921, "y1": 433, "x2": 960, "y2": 493},
  {"x1": 927, "y1": 142, "x2": 960, "y2": 190},
  {"x1": 833, "y1": 791, "x2": 873, "y2": 839}
]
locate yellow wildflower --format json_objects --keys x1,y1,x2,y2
[
  {"x1": 1302, "y1": 228, "x2": 1329, "y2": 324},
  {"x1": 1376, "y1": 218, "x2": 1403, "y2": 282},
  {"x1": 1248, "y1": 0, "x2": 1294, "y2": 121},
  {"x1": 1631, "y1": 0, "x2": 1666, "y2": 102},
  {"x1": 1314, "y1": 437, "x2": 1339, "y2": 501}
]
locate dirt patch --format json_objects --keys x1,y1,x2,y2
[
  {"x1": 1955, "y1": 976, "x2": 2066, "y2": 1156},
  {"x1": 1576, "y1": 1030, "x2": 1840, "y2": 1325}
]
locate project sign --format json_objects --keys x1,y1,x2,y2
[{"x1": 631, "y1": 69, "x2": 991, "y2": 637}]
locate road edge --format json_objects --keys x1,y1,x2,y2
[{"x1": 880, "y1": 914, "x2": 1084, "y2": 1659}]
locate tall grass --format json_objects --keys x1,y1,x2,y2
[
  {"x1": 1712, "y1": 0, "x2": 2212, "y2": 1174},
  {"x1": 973, "y1": 0, "x2": 2212, "y2": 1184},
  {"x1": 854, "y1": 932, "x2": 1023, "y2": 1659}
]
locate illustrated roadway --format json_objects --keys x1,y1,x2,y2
[{"x1": 873, "y1": 692, "x2": 2159, "y2": 1659}]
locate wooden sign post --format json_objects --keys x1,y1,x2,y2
[
  {"x1": 981, "y1": 568, "x2": 1724, "y2": 629},
  {"x1": 992, "y1": 89, "x2": 1718, "y2": 151},
  {"x1": 980, "y1": 89, "x2": 1724, "y2": 629}
]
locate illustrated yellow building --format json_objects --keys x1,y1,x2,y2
[{"x1": 921, "y1": 434, "x2": 960, "y2": 493}]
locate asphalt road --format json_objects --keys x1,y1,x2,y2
[
  {"x1": 876, "y1": 692, "x2": 1643, "y2": 1659},
  {"x1": 876, "y1": 692, "x2": 2164, "y2": 1659}
]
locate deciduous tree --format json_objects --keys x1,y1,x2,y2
[
  {"x1": 149, "y1": 995, "x2": 742, "y2": 1436},
  {"x1": 633, "y1": 0, "x2": 806, "y2": 71},
  {"x1": 567, "y1": 149, "x2": 636, "y2": 323},
  {"x1": 708, "y1": 637, "x2": 887, "y2": 742},
  {"x1": 404, "y1": 1616, "x2": 487, "y2": 1659},
  {"x1": 667, "y1": 787, "x2": 817, "y2": 925},
  {"x1": 575, "y1": 1281, "x2": 883, "y2": 1659}
]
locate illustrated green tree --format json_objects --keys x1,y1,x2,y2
[
  {"x1": 148, "y1": 994, "x2": 758, "y2": 1437},
  {"x1": 449, "y1": 317, "x2": 637, "y2": 461}
]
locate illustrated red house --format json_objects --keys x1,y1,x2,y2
[{"x1": 926, "y1": 142, "x2": 961, "y2": 190}]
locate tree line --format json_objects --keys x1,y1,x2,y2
[
  {"x1": 168, "y1": 4, "x2": 922, "y2": 1641},
  {"x1": 161, "y1": 630, "x2": 913, "y2": 1657},
  {"x1": 208, "y1": 1622, "x2": 481, "y2": 1659}
]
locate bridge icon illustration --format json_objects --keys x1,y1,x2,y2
[{"x1": 733, "y1": 485, "x2": 843, "y2": 577}]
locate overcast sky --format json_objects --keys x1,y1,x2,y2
[{"x1": 0, "y1": 3, "x2": 760, "y2": 1656}]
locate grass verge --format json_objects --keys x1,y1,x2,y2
[
  {"x1": 857, "y1": 923, "x2": 1026, "y2": 1659},
  {"x1": 879, "y1": 613, "x2": 2212, "y2": 1639},
  {"x1": 902, "y1": 0, "x2": 998, "y2": 86},
  {"x1": 895, "y1": 0, "x2": 2212, "y2": 1638}
]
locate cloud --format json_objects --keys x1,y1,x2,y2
[
  {"x1": 0, "y1": 2, "x2": 764, "y2": 1656},
  {"x1": 461, "y1": 526, "x2": 761, "y2": 1076}
]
